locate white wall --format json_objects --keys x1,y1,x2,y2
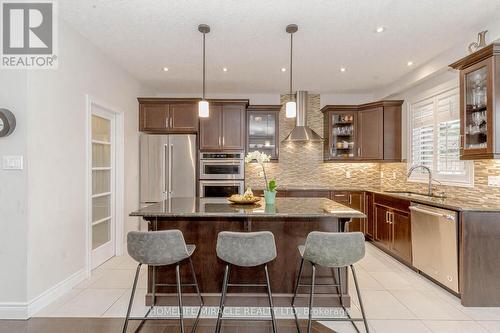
[
  {"x1": 0, "y1": 71, "x2": 28, "y2": 312},
  {"x1": 0, "y1": 19, "x2": 150, "y2": 318},
  {"x1": 25, "y1": 19, "x2": 149, "y2": 303}
]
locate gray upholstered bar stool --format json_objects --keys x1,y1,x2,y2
[
  {"x1": 215, "y1": 231, "x2": 278, "y2": 333},
  {"x1": 292, "y1": 232, "x2": 369, "y2": 333},
  {"x1": 123, "y1": 230, "x2": 204, "y2": 333}
]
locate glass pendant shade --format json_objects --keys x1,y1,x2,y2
[
  {"x1": 198, "y1": 100, "x2": 209, "y2": 118},
  {"x1": 285, "y1": 101, "x2": 297, "y2": 118}
]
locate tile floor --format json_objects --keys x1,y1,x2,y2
[{"x1": 33, "y1": 243, "x2": 500, "y2": 333}]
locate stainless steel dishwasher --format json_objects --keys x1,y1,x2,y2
[{"x1": 410, "y1": 203, "x2": 459, "y2": 293}]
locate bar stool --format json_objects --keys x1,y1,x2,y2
[
  {"x1": 215, "y1": 231, "x2": 278, "y2": 333},
  {"x1": 123, "y1": 230, "x2": 204, "y2": 333},
  {"x1": 291, "y1": 232, "x2": 369, "y2": 333}
]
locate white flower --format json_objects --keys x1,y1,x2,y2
[{"x1": 245, "y1": 151, "x2": 271, "y2": 164}]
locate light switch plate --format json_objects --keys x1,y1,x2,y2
[
  {"x1": 2, "y1": 155, "x2": 23, "y2": 170},
  {"x1": 488, "y1": 176, "x2": 500, "y2": 187}
]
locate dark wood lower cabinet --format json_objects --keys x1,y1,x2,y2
[
  {"x1": 374, "y1": 205, "x2": 391, "y2": 247},
  {"x1": 364, "y1": 191, "x2": 374, "y2": 238},
  {"x1": 373, "y1": 194, "x2": 412, "y2": 264},
  {"x1": 391, "y1": 210, "x2": 412, "y2": 263}
]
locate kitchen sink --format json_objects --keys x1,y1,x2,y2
[{"x1": 384, "y1": 190, "x2": 446, "y2": 199}]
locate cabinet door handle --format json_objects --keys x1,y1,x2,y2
[
  {"x1": 349, "y1": 194, "x2": 352, "y2": 205},
  {"x1": 222, "y1": 136, "x2": 225, "y2": 146},
  {"x1": 385, "y1": 211, "x2": 389, "y2": 223},
  {"x1": 390, "y1": 212, "x2": 394, "y2": 224},
  {"x1": 170, "y1": 116, "x2": 173, "y2": 128},
  {"x1": 358, "y1": 147, "x2": 361, "y2": 156},
  {"x1": 218, "y1": 136, "x2": 221, "y2": 147},
  {"x1": 166, "y1": 116, "x2": 169, "y2": 128}
]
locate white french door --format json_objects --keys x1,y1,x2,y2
[{"x1": 90, "y1": 106, "x2": 116, "y2": 269}]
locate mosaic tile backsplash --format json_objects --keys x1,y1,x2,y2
[
  {"x1": 245, "y1": 94, "x2": 381, "y2": 189},
  {"x1": 245, "y1": 94, "x2": 500, "y2": 204},
  {"x1": 380, "y1": 161, "x2": 500, "y2": 206}
]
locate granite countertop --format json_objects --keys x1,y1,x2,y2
[
  {"x1": 131, "y1": 197, "x2": 366, "y2": 218},
  {"x1": 254, "y1": 186, "x2": 500, "y2": 212}
]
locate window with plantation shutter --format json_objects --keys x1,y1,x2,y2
[{"x1": 408, "y1": 87, "x2": 473, "y2": 186}]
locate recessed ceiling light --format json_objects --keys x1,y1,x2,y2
[
  {"x1": 222, "y1": 67, "x2": 228, "y2": 72},
  {"x1": 281, "y1": 67, "x2": 287, "y2": 72},
  {"x1": 340, "y1": 67, "x2": 347, "y2": 72},
  {"x1": 163, "y1": 67, "x2": 169, "y2": 72},
  {"x1": 407, "y1": 61, "x2": 414, "y2": 66},
  {"x1": 375, "y1": 26, "x2": 385, "y2": 33}
]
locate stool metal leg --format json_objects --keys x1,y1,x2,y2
[
  {"x1": 264, "y1": 265, "x2": 277, "y2": 333},
  {"x1": 189, "y1": 257, "x2": 203, "y2": 333},
  {"x1": 307, "y1": 264, "x2": 316, "y2": 333},
  {"x1": 215, "y1": 264, "x2": 230, "y2": 333},
  {"x1": 291, "y1": 258, "x2": 304, "y2": 307},
  {"x1": 350, "y1": 265, "x2": 370, "y2": 333},
  {"x1": 152, "y1": 266, "x2": 156, "y2": 307},
  {"x1": 122, "y1": 263, "x2": 142, "y2": 333},
  {"x1": 176, "y1": 264, "x2": 185, "y2": 333}
]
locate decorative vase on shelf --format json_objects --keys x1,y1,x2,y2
[{"x1": 264, "y1": 190, "x2": 277, "y2": 205}]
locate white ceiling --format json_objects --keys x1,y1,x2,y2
[{"x1": 59, "y1": 0, "x2": 500, "y2": 94}]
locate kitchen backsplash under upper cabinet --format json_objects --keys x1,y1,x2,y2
[
  {"x1": 450, "y1": 43, "x2": 500, "y2": 160},
  {"x1": 321, "y1": 100, "x2": 403, "y2": 162}
]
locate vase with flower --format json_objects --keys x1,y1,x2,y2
[{"x1": 245, "y1": 151, "x2": 277, "y2": 205}]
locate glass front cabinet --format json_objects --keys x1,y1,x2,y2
[
  {"x1": 246, "y1": 105, "x2": 281, "y2": 160},
  {"x1": 450, "y1": 43, "x2": 500, "y2": 159},
  {"x1": 324, "y1": 107, "x2": 359, "y2": 160}
]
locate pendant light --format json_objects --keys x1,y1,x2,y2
[
  {"x1": 285, "y1": 24, "x2": 298, "y2": 118},
  {"x1": 198, "y1": 24, "x2": 210, "y2": 118}
]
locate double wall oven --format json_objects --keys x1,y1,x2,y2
[{"x1": 199, "y1": 152, "x2": 245, "y2": 197}]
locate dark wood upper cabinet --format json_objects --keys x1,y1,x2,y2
[
  {"x1": 138, "y1": 98, "x2": 199, "y2": 133},
  {"x1": 199, "y1": 100, "x2": 248, "y2": 151},
  {"x1": 247, "y1": 105, "x2": 281, "y2": 160},
  {"x1": 321, "y1": 100, "x2": 403, "y2": 162},
  {"x1": 221, "y1": 104, "x2": 246, "y2": 150},
  {"x1": 358, "y1": 106, "x2": 383, "y2": 160},
  {"x1": 450, "y1": 43, "x2": 500, "y2": 160},
  {"x1": 200, "y1": 104, "x2": 223, "y2": 150},
  {"x1": 169, "y1": 103, "x2": 199, "y2": 132},
  {"x1": 140, "y1": 103, "x2": 169, "y2": 131}
]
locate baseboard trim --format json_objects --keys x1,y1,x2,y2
[
  {"x1": 0, "y1": 268, "x2": 88, "y2": 319},
  {"x1": 0, "y1": 303, "x2": 29, "y2": 320}
]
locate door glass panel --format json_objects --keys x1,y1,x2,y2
[
  {"x1": 204, "y1": 164, "x2": 241, "y2": 175},
  {"x1": 92, "y1": 219, "x2": 111, "y2": 249},
  {"x1": 92, "y1": 170, "x2": 110, "y2": 195},
  {"x1": 464, "y1": 66, "x2": 488, "y2": 149},
  {"x1": 92, "y1": 116, "x2": 111, "y2": 142},
  {"x1": 92, "y1": 195, "x2": 111, "y2": 222},
  {"x1": 248, "y1": 113, "x2": 277, "y2": 158},
  {"x1": 331, "y1": 113, "x2": 356, "y2": 158},
  {"x1": 203, "y1": 185, "x2": 240, "y2": 197},
  {"x1": 92, "y1": 143, "x2": 111, "y2": 167}
]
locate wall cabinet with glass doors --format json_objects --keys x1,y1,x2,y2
[
  {"x1": 246, "y1": 105, "x2": 281, "y2": 160},
  {"x1": 450, "y1": 43, "x2": 500, "y2": 159}
]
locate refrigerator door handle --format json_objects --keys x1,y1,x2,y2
[
  {"x1": 164, "y1": 144, "x2": 169, "y2": 195},
  {"x1": 169, "y1": 143, "x2": 173, "y2": 195}
]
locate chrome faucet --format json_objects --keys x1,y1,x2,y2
[{"x1": 407, "y1": 165, "x2": 433, "y2": 196}]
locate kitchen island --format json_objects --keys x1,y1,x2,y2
[{"x1": 131, "y1": 197, "x2": 365, "y2": 306}]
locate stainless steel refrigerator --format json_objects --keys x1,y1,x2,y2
[{"x1": 140, "y1": 134, "x2": 196, "y2": 205}]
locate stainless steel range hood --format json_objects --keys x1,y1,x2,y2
[{"x1": 283, "y1": 91, "x2": 323, "y2": 142}]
